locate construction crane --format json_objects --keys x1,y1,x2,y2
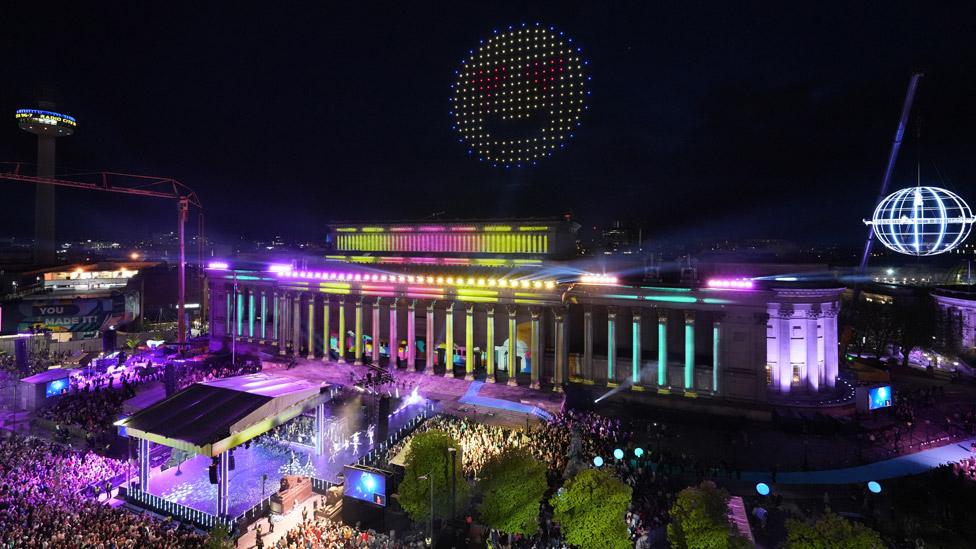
[
  {"x1": 859, "y1": 72, "x2": 924, "y2": 269},
  {"x1": 0, "y1": 162, "x2": 204, "y2": 352}
]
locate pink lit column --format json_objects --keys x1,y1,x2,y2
[
  {"x1": 777, "y1": 305, "x2": 793, "y2": 393},
  {"x1": 806, "y1": 308, "x2": 821, "y2": 392},
  {"x1": 824, "y1": 307, "x2": 838, "y2": 388}
]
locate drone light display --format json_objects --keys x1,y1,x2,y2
[
  {"x1": 864, "y1": 186, "x2": 976, "y2": 256},
  {"x1": 450, "y1": 22, "x2": 590, "y2": 168}
]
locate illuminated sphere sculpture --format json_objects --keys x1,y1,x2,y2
[
  {"x1": 865, "y1": 186, "x2": 976, "y2": 256},
  {"x1": 450, "y1": 22, "x2": 590, "y2": 168}
]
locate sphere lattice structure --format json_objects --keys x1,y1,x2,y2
[
  {"x1": 864, "y1": 186, "x2": 976, "y2": 256},
  {"x1": 450, "y1": 23, "x2": 590, "y2": 168}
]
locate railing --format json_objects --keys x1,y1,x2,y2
[
  {"x1": 358, "y1": 407, "x2": 431, "y2": 468},
  {"x1": 126, "y1": 487, "x2": 233, "y2": 530}
]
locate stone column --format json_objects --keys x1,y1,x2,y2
[
  {"x1": 292, "y1": 293, "x2": 302, "y2": 355},
  {"x1": 307, "y1": 297, "x2": 316, "y2": 358},
  {"x1": 247, "y1": 290, "x2": 255, "y2": 339},
  {"x1": 465, "y1": 305, "x2": 475, "y2": 380},
  {"x1": 236, "y1": 290, "x2": 244, "y2": 340},
  {"x1": 805, "y1": 308, "x2": 821, "y2": 393},
  {"x1": 530, "y1": 308, "x2": 541, "y2": 389},
  {"x1": 260, "y1": 290, "x2": 267, "y2": 341},
  {"x1": 777, "y1": 304, "x2": 793, "y2": 393},
  {"x1": 486, "y1": 306, "x2": 496, "y2": 382},
  {"x1": 657, "y1": 311, "x2": 668, "y2": 390},
  {"x1": 272, "y1": 291, "x2": 280, "y2": 345},
  {"x1": 683, "y1": 311, "x2": 695, "y2": 392},
  {"x1": 354, "y1": 299, "x2": 364, "y2": 365},
  {"x1": 553, "y1": 307, "x2": 568, "y2": 391},
  {"x1": 824, "y1": 306, "x2": 838, "y2": 388},
  {"x1": 322, "y1": 297, "x2": 331, "y2": 361},
  {"x1": 407, "y1": 300, "x2": 417, "y2": 371},
  {"x1": 337, "y1": 298, "x2": 346, "y2": 363},
  {"x1": 607, "y1": 307, "x2": 617, "y2": 385},
  {"x1": 371, "y1": 299, "x2": 381, "y2": 364},
  {"x1": 425, "y1": 301, "x2": 435, "y2": 375},
  {"x1": 507, "y1": 306, "x2": 518, "y2": 386},
  {"x1": 632, "y1": 310, "x2": 642, "y2": 386},
  {"x1": 390, "y1": 299, "x2": 399, "y2": 367},
  {"x1": 583, "y1": 307, "x2": 593, "y2": 382},
  {"x1": 278, "y1": 292, "x2": 287, "y2": 355},
  {"x1": 444, "y1": 302, "x2": 455, "y2": 378}
]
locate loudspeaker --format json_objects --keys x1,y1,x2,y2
[
  {"x1": 163, "y1": 363, "x2": 177, "y2": 397},
  {"x1": 377, "y1": 395, "x2": 390, "y2": 441},
  {"x1": 102, "y1": 329, "x2": 117, "y2": 353},
  {"x1": 209, "y1": 461, "x2": 218, "y2": 484},
  {"x1": 229, "y1": 452, "x2": 236, "y2": 471}
]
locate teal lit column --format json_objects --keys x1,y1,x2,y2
[
  {"x1": 307, "y1": 298, "x2": 315, "y2": 358},
  {"x1": 684, "y1": 311, "x2": 695, "y2": 393},
  {"x1": 321, "y1": 297, "x2": 330, "y2": 361},
  {"x1": 337, "y1": 298, "x2": 346, "y2": 363},
  {"x1": 657, "y1": 311, "x2": 668, "y2": 389},
  {"x1": 260, "y1": 291, "x2": 267, "y2": 340},
  {"x1": 465, "y1": 305, "x2": 475, "y2": 380},
  {"x1": 236, "y1": 291, "x2": 244, "y2": 339},
  {"x1": 486, "y1": 306, "x2": 495, "y2": 382},
  {"x1": 247, "y1": 290, "x2": 255, "y2": 339},
  {"x1": 529, "y1": 308, "x2": 541, "y2": 389},
  {"x1": 632, "y1": 310, "x2": 641, "y2": 385},
  {"x1": 444, "y1": 302, "x2": 455, "y2": 377},
  {"x1": 712, "y1": 319, "x2": 722, "y2": 395},
  {"x1": 607, "y1": 307, "x2": 617, "y2": 385},
  {"x1": 507, "y1": 306, "x2": 518, "y2": 386},
  {"x1": 354, "y1": 299, "x2": 364, "y2": 365}
]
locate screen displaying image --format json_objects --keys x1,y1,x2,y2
[
  {"x1": 868, "y1": 385, "x2": 892, "y2": 410},
  {"x1": 45, "y1": 378, "x2": 69, "y2": 398},
  {"x1": 344, "y1": 466, "x2": 386, "y2": 506}
]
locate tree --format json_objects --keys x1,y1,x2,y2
[
  {"x1": 667, "y1": 481, "x2": 749, "y2": 549},
  {"x1": 478, "y1": 448, "x2": 548, "y2": 535},
  {"x1": 204, "y1": 522, "x2": 234, "y2": 549},
  {"x1": 785, "y1": 510, "x2": 884, "y2": 548},
  {"x1": 397, "y1": 430, "x2": 470, "y2": 523},
  {"x1": 550, "y1": 468, "x2": 632, "y2": 549}
]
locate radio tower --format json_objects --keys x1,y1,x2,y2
[{"x1": 15, "y1": 101, "x2": 77, "y2": 265}]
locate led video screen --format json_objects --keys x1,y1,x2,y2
[{"x1": 344, "y1": 466, "x2": 386, "y2": 506}]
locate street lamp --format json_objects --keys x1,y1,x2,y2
[{"x1": 417, "y1": 472, "x2": 434, "y2": 546}]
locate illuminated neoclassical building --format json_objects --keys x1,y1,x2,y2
[{"x1": 206, "y1": 220, "x2": 844, "y2": 407}]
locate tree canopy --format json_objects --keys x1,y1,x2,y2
[
  {"x1": 785, "y1": 510, "x2": 884, "y2": 548},
  {"x1": 397, "y1": 430, "x2": 470, "y2": 523},
  {"x1": 478, "y1": 447, "x2": 548, "y2": 535},
  {"x1": 667, "y1": 481, "x2": 749, "y2": 549},
  {"x1": 550, "y1": 468, "x2": 632, "y2": 549}
]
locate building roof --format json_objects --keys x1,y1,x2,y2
[
  {"x1": 20, "y1": 368, "x2": 77, "y2": 384},
  {"x1": 116, "y1": 373, "x2": 328, "y2": 457}
]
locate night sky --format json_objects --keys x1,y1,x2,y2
[{"x1": 1, "y1": 2, "x2": 974, "y2": 247}]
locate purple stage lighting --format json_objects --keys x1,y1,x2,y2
[{"x1": 706, "y1": 278, "x2": 754, "y2": 290}]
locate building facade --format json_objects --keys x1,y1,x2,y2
[{"x1": 207, "y1": 221, "x2": 844, "y2": 407}]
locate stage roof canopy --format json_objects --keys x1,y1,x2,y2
[{"x1": 116, "y1": 373, "x2": 328, "y2": 457}]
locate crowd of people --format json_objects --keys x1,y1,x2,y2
[
  {"x1": 0, "y1": 433, "x2": 206, "y2": 548},
  {"x1": 261, "y1": 513, "x2": 413, "y2": 549}
]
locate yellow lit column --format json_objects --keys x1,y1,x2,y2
[
  {"x1": 407, "y1": 300, "x2": 416, "y2": 371},
  {"x1": 307, "y1": 297, "x2": 315, "y2": 358},
  {"x1": 444, "y1": 302, "x2": 455, "y2": 378},
  {"x1": 337, "y1": 298, "x2": 346, "y2": 363},
  {"x1": 607, "y1": 307, "x2": 617, "y2": 386},
  {"x1": 354, "y1": 299, "x2": 364, "y2": 365},
  {"x1": 530, "y1": 308, "x2": 541, "y2": 389},
  {"x1": 371, "y1": 299, "x2": 381, "y2": 364},
  {"x1": 425, "y1": 301, "x2": 435, "y2": 375},
  {"x1": 465, "y1": 305, "x2": 475, "y2": 380},
  {"x1": 486, "y1": 306, "x2": 496, "y2": 383},
  {"x1": 322, "y1": 297, "x2": 330, "y2": 362},
  {"x1": 389, "y1": 299, "x2": 399, "y2": 367},
  {"x1": 507, "y1": 306, "x2": 518, "y2": 386}
]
